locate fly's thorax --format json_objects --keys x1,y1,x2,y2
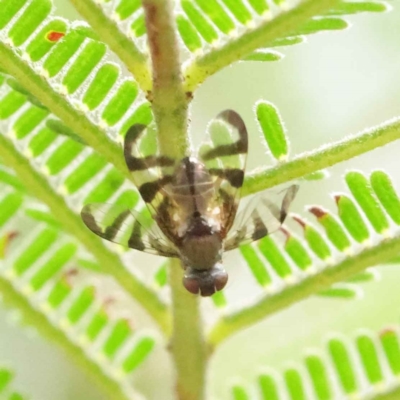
[
  {"x1": 179, "y1": 215, "x2": 223, "y2": 270},
  {"x1": 164, "y1": 157, "x2": 214, "y2": 216}
]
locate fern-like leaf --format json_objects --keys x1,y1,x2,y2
[
  {"x1": 230, "y1": 324, "x2": 400, "y2": 400},
  {"x1": 209, "y1": 169, "x2": 400, "y2": 346}
]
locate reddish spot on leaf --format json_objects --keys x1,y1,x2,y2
[
  {"x1": 8, "y1": 231, "x2": 19, "y2": 242},
  {"x1": 0, "y1": 231, "x2": 19, "y2": 258},
  {"x1": 65, "y1": 268, "x2": 79, "y2": 277},
  {"x1": 104, "y1": 297, "x2": 116, "y2": 307},
  {"x1": 292, "y1": 214, "x2": 306, "y2": 229},
  {"x1": 308, "y1": 206, "x2": 327, "y2": 219},
  {"x1": 380, "y1": 327, "x2": 397, "y2": 337},
  {"x1": 333, "y1": 194, "x2": 342, "y2": 205},
  {"x1": 46, "y1": 31, "x2": 65, "y2": 42}
]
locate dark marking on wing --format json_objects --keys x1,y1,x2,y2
[
  {"x1": 124, "y1": 124, "x2": 175, "y2": 171},
  {"x1": 104, "y1": 210, "x2": 130, "y2": 240},
  {"x1": 252, "y1": 211, "x2": 268, "y2": 240},
  {"x1": 81, "y1": 203, "x2": 179, "y2": 257},
  {"x1": 128, "y1": 220, "x2": 145, "y2": 251},
  {"x1": 139, "y1": 175, "x2": 173, "y2": 203},
  {"x1": 202, "y1": 110, "x2": 248, "y2": 160},
  {"x1": 81, "y1": 209, "x2": 131, "y2": 242},
  {"x1": 280, "y1": 184, "x2": 299, "y2": 222},
  {"x1": 154, "y1": 195, "x2": 180, "y2": 244},
  {"x1": 208, "y1": 168, "x2": 244, "y2": 188},
  {"x1": 81, "y1": 212, "x2": 103, "y2": 237}
]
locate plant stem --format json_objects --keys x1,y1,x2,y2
[
  {"x1": 69, "y1": 0, "x2": 152, "y2": 92},
  {"x1": 0, "y1": 133, "x2": 171, "y2": 335},
  {"x1": 373, "y1": 389, "x2": 400, "y2": 400},
  {"x1": 208, "y1": 234, "x2": 400, "y2": 347},
  {"x1": 168, "y1": 259, "x2": 208, "y2": 400},
  {"x1": 0, "y1": 276, "x2": 129, "y2": 400},
  {"x1": 141, "y1": 2, "x2": 203, "y2": 398},
  {"x1": 183, "y1": 0, "x2": 341, "y2": 91},
  {"x1": 142, "y1": 0, "x2": 190, "y2": 159},
  {"x1": 0, "y1": 43, "x2": 133, "y2": 184},
  {"x1": 242, "y1": 117, "x2": 400, "y2": 196}
]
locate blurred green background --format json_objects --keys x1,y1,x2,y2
[{"x1": 1, "y1": 1, "x2": 400, "y2": 399}]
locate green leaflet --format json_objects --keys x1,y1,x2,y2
[
  {"x1": 231, "y1": 384, "x2": 251, "y2": 400},
  {"x1": 181, "y1": 0, "x2": 218, "y2": 43},
  {"x1": 346, "y1": 171, "x2": 390, "y2": 234},
  {"x1": 176, "y1": 14, "x2": 203, "y2": 52},
  {"x1": 259, "y1": 374, "x2": 280, "y2": 400},
  {"x1": 0, "y1": 367, "x2": 27, "y2": 399},
  {"x1": 308, "y1": 206, "x2": 351, "y2": 252},
  {"x1": 115, "y1": 0, "x2": 141, "y2": 20},
  {"x1": 335, "y1": 194, "x2": 370, "y2": 243},
  {"x1": 256, "y1": 101, "x2": 289, "y2": 161},
  {"x1": 370, "y1": 170, "x2": 400, "y2": 225}
]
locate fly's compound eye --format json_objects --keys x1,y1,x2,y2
[
  {"x1": 183, "y1": 266, "x2": 228, "y2": 296},
  {"x1": 183, "y1": 274, "x2": 201, "y2": 295},
  {"x1": 213, "y1": 268, "x2": 228, "y2": 292}
]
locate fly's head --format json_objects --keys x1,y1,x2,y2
[
  {"x1": 183, "y1": 264, "x2": 228, "y2": 296},
  {"x1": 179, "y1": 214, "x2": 225, "y2": 296}
]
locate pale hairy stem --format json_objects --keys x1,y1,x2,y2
[
  {"x1": 141, "y1": 2, "x2": 204, "y2": 399},
  {"x1": 69, "y1": 0, "x2": 152, "y2": 92},
  {"x1": 373, "y1": 389, "x2": 400, "y2": 400},
  {"x1": 183, "y1": 0, "x2": 341, "y2": 91},
  {"x1": 242, "y1": 117, "x2": 400, "y2": 196},
  {"x1": 208, "y1": 234, "x2": 400, "y2": 347},
  {"x1": 168, "y1": 259, "x2": 208, "y2": 400},
  {"x1": 142, "y1": 0, "x2": 190, "y2": 159}
]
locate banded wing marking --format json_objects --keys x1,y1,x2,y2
[
  {"x1": 224, "y1": 184, "x2": 299, "y2": 250},
  {"x1": 81, "y1": 203, "x2": 178, "y2": 257},
  {"x1": 200, "y1": 109, "x2": 249, "y2": 234},
  {"x1": 124, "y1": 124, "x2": 177, "y2": 214}
]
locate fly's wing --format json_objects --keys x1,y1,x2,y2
[
  {"x1": 81, "y1": 203, "x2": 179, "y2": 257},
  {"x1": 199, "y1": 110, "x2": 248, "y2": 235},
  {"x1": 124, "y1": 124, "x2": 180, "y2": 240},
  {"x1": 224, "y1": 184, "x2": 299, "y2": 250},
  {"x1": 124, "y1": 124, "x2": 178, "y2": 214}
]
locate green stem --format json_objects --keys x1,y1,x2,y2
[
  {"x1": 168, "y1": 259, "x2": 208, "y2": 400},
  {"x1": 0, "y1": 133, "x2": 171, "y2": 335},
  {"x1": 183, "y1": 0, "x2": 340, "y2": 91},
  {"x1": 0, "y1": 275, "x2": 130, "y2": 400},
  {"x1": 373, "y1": 389, "x2": 400, "y2": 400},
  {"x1": 141, "y1": 2, "x2": 202, "y2": 399},
  {"x1": 242, "y1": 117, "x2": 400, "y2": 196},
  {"x1": 69, "y1": 0, "x2": 152, "y2": 92},
  {"x1": 142, "y1": 0, "x2": 190, "y2": 159},
  {"x1": 0, "y1": 42, "x2": 133, "y2": 184},
  {"x1": 208, "y1": 234, "x2": 400, "y2": 347}
]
